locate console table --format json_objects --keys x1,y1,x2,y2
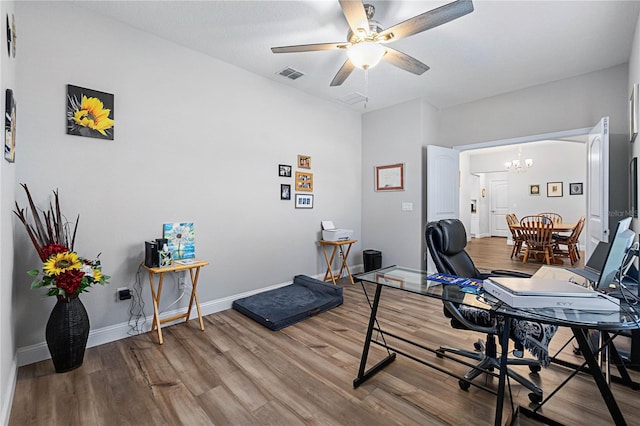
[
  {"x1": 319, "y1": 239, "x2": 357, "y2": 285},
  {"x1": 354, "y1": 266, "x2": 640, "y2": 425},
  {"x1": 141, "y1": 259, "x2": 209, "y2": 344}
]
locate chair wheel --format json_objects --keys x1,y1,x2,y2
[
  {"x1": 436, "y1": 350, "x2": 444, "y2": 359},
  {"x1": 459, "y1": 379, "x2": 471, "y2": 391},
  {"x1": 528, "y1": 392, "x2": 542, "y2": 404},
  {"x1": 529, "y1": 365, "x2": 541, "y2": 374},
  {"x1": 473, "y1": 342, "x2": 483, "y2": 351}
]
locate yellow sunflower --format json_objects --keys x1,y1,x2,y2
[
  {"x1": 43, "y1": 251, "x2": 82, "y2": 276},
  {"x1": 92, "y1": 268, "x2": 102, "y2": 282},
  {"x1": 72, "y1": 95, "x2": 114, "y2": 136}
]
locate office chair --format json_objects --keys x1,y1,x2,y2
[{"x1": 425, "y1": 219, "x2": 543, "y2": 403}]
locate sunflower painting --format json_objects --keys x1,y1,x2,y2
[
  {"x1": 66, "y1": 84, "x2": 114, "y2": 140},
  {"x1": 163, "y1": 222, "x2": 195, "y2": 260}
]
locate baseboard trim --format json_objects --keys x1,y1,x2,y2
[
  {"x1": 15, "y1": 269, "x2": 359, "y2": 368},
  {"x1": 1, "y1": 356, "x2": 17, "y2": 426}
]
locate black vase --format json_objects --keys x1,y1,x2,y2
[{"x1": 45, "y1": 295, "x2": 90, "y2": 373}]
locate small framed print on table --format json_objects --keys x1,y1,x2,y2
[
  {"x1": 295, "y1": 193, "x2": 313, "y2": 209},
  {"x1": 375, "y1": 163, "x2": 404, "y2": 191},
  {"x1": 547, "y1": 182, "x2": 563, "y2": 197}
]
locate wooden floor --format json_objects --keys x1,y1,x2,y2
[{"x1": 10, "y1": 238, "x2": 638, "y2": 426}]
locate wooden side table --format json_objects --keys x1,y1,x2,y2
[
  {"x1": 319, "y1": 239, "x2": 357, "y2": 285},
  {"x1": 141, "y1": 259, "x2": 209, "y2": 344}
]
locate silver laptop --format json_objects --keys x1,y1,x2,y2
[{"x1": 487, "y1": 277, "x2": 598, "y2": 297}]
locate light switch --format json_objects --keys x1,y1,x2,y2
[{"x1": 401, "y1": 202, "x2": 413, "y2": 211}]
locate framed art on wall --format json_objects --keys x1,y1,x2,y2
[
  {"x1": 295, "y1": 193, "x2": 313, "y2": 208},
  {"x1": 375, "y1": 163, "x2": 404, "y2": 191},
  {"x1": 529, "y1": 184, "x2": 540, "y2": 196},
  {"x1": 295, "y1": 171, "x2": 313, "y2": 192},
  {"x1": 66, "y1": 85, "x2": 114, "y2": 140},
  {"x1": 4, "y1": 88, "x2": 15, "y2": 163},
  {"x1": 547, "y1": 182, "x2": 563, "y2": 197},
  {"x1": 631, "y1": 158, "x2": 638, "y2": 218},
  {"x1": 279, "y1": 164, "x2": 292, "y2": 177},
  {"x1": 297, "y1": 155, "x2": 311, "y2": 169},
  {"x1": 281, "y1": 184, "x2": 291, "y2": 200},
  {"x1": 569, "y1": 182, "x2": 583, "y2": 195}
]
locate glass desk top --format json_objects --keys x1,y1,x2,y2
[{"x1": 356, "y1": 266, "x2": 640, "y2": 330}]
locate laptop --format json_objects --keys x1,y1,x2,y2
[
  {"x1": 565, "y1": 241, "x2": 610, "y2": 283},
  {"x1": 486, "y1": 277, "x2": 599, "y2": 298}
]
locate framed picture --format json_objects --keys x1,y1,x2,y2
[
  {"x1": 66, "y1": 85, "x2": 114, "y2": 140},
  {"x1": 295, "y1": 171, "x2": 313, "y2": 192},
  {"x1": 163, "y1": 222, "x2": 195, "y2": 260},
  {"x1": 4, "y1": 88, "x2": 15, "y2": 163},
  {"x1": 375, "y1": 163, "x2": 404, "y2": 191},
  {"x1": 278, "y1": 164, "x2": 292, "y2": 177},
  {"x1": 529, "y1": 184, "x2": 540, "y2": 196},
  {"x1": 297, "y1": 155, "x2": 311, "y2": 169},
  {"x1": 547, "y1": 182, "x2": 563, "y2": 197},
  {"x1": 295, "y1": 193, "x2": 313, "y2": 209},
  {"x1": 280, "y1": 184, "x2": 291, "y2": 200},
  {"x1": 569, "y1": 182, "x2": 583, "y2": 196},
  {"x1": 631, "y1": 158, "x2": 638, "y2": 218},
  {"x1": 631, "y1": 84, "x2": 639, "y2": 143}
]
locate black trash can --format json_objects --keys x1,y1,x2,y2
[{"x1": 363, "y1": 250, "x2": 382, "y2": 272}]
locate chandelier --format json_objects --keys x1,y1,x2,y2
[{"x1": 505, "y1": 148, "x2": 533, "y2": 173}]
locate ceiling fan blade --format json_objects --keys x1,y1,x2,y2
[
  {"x1": 330, "y1": 59, "x2": 356, "y2": 87},
  {"x1": 271, "y1": 42, "x2": 348, "y2": 54},
  {"x1": 383, "y1": 47, "x2": 430, "y2": 75},
  {"x1": 339, "y1": 0, "x2": 370, "y2": 39},
  {"x1": 378, "y1": 0, "x2": 474, "y2": 42}
]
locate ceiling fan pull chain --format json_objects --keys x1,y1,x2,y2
[{"x1": 364, "y1": 68, "x2": 369, "y2": 109}]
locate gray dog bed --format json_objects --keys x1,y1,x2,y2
[{"x1": 232, "y1": 275, "x2": 343, "y2": 331}]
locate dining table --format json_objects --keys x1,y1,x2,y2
[{"x1": 511, "y1": 222, "x2": 576, "y2": 264}]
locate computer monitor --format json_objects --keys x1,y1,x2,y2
[{"x1": 595, "y1": 217, "x2": 635, "y2": 291}]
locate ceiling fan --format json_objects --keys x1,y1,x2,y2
[{"x1": 271, "y1": 0, "x2": 474, "y2": 87}]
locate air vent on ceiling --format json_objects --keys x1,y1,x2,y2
[
  {"x1": 338, "y1": 92, "x2": 366, "y2": 105},
  {"x1": 277, "y1": 67, "x2": 304, "y2": 80}
]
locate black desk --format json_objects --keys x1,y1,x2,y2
[{"x1": 354, "y1": 266, "x2": 640, "y2": 426}]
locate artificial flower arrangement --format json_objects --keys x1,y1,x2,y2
[{"x1": 14, "y1": 184, "x2": 110, "y2": 298}]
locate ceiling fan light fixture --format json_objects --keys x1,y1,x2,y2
[{"x1": 347, "y1": 41, "x2": 385, "y2": 70}]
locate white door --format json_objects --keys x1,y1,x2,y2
[
  {"x1": 426, "y1": 145, "x2": 460, "y2": 270},
  {"x1": 586, "y1": 117, "x2": 609, "y2": 258},
  {"x1": 490, "y1": 178, "x2": 509, "y2": 237}
]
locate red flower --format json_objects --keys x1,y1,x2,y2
[
  {"x1": 41, "y1": 244, "x2": 69, "y2": 261},
  {"x1": 55, "y1": 269, "x2": 85, "y2": 294}
]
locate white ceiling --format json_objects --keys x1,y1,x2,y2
[{"x1": 75, "y1": 0, "x2": 640, "y2": 113}]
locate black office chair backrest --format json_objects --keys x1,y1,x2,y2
[{"x1": 425, "y1": 219, "x2": 482, "y2": 279}]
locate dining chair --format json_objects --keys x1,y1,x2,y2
[
  {"x1": 553, "y1": 216, "x2": 585, "y2": 264},
  {"x1": 538, "y1": 212, "x2": 562, "y2": 224},
  {"x1": 505, "y1": 213, "x2": 524, "y2": 259},
  {"x1": 519, "y1": 215, "x2": 555, "y2": 264}
]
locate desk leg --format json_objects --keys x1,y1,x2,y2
[
  {"x1": 494, "y1": 316, "x2": 511, "y2": 426},
  {"x1": 353, "y1": 284, "x2": 396, "y2": 388},
  {"x1": 573, "y1": 328, "x2": 627, "y2": 425},
  {"x1": 148, "y1": 271, "x2": 165, "y2": 345},
  {"x1": 322, "y1": 245, "x2": 339, "y2": 285},
  {"x1": 185, "y1": 266, "x2": 205, "y2": 331}
]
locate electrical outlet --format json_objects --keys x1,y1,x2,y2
[
  {"x1": 116, "y1": 287, "x2": 132, "y2": 301},
  {"x1": 178, "y1": 277, "x2": 186, "y2": 291}
]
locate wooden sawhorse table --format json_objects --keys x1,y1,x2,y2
[
  {"x1": 319, "y1": 239, "x2": 357, "y2": 285},
  {"x1": 141, "y1": 259, "x2": 209, "y2": 344}
]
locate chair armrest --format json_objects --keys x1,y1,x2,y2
[{"x1": 442, "y1": 300, "x2": 497, "y2": 335}]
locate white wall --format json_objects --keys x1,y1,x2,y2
[
  {"x1": 630, "y1": 9, "x2": 640, "y2": 234},
  {"x1": 1, "y1": 2, "x2": 17, "y2": 424},
  {"x1": 361, "y1": 99, "x2": 439, "y2": 270},
  {"x1": 12, "y1": 2, "x2": 361, "y2": 361}
]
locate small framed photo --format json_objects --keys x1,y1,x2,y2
[
  {"x1": 280, "y1": 184, "x2": 291, "y2": 200},
  {"x1": 631, "y1": 83, "x2": 639, "y2": 143},
  {"x1": 529, "y1": 184, "x2": 540, "y2": 196},
  {"x1": 295, "y1": 193, "x2": 313, "y2": 209},
  {"x1": 297, "y1": 155, "x2": 311, "y2": 169},
  {"x1": 569, "y1": 182, "x2": 583, "y2": 195},
  {"x1": 4, "y1": 88, "x2": 16, "y2": 163},
  {"x1": 295, "y1": 171, "x2": 313, "y2": 192},
  {"x1": 547, "y1": 182, "x2": 563, "y2": 197},
  {"x1": 375, "y1": 163, "x2": 404, "y2": 191},
  {"x1": 278, "y1": 164, "x2": 291, "y2": 177}
]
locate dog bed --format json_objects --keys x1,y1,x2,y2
[{"x1": 232, "y1": 275, "x2": 343, "y2": 331}]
